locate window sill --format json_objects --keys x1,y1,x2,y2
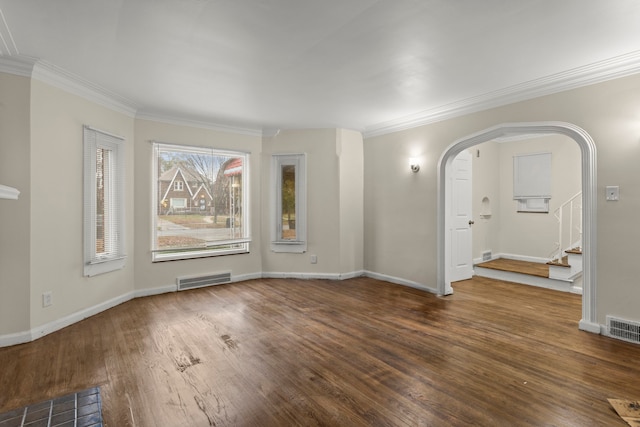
[
  {"x1": 84, "y1": 257, "x2": 126, "y2": 277},
  {"x1": 271, "y1": 241, "x2": 307, "y2": 253},
  {"x1": 152, "y1": 247, "x2": 249, "y2": 262}
]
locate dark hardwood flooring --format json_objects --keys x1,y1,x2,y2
[{"x1": 0, "y1": 276, "x2": 638, "y2": 426}]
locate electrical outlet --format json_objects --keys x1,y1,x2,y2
[
  {"x1": 310, "y1": 255, "x2": 317, "y2": 264},
  {"x1": 42, "y1": 291, "x2": 52, "y2": 307},
  {"x1": 606, "y1": 186, "x2": 619, "y2": 201}
]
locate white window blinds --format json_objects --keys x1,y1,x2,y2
[{"x1": 83, "y1": 126, "x2": 126, "y2": 276}]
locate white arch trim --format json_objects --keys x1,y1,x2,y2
[{"x1": 437, "y1": 122, "x2": 599, "y2": 333}]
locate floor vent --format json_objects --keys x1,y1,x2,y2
[
  {"x1": 482, "y1": 250, "x2": 492, "y2": 261},
  {"x1": 177, "y1": 271, "x2": 232, "y2": 291},
  {"x1": 606, "y1": 316, "x2": 640, "y2": 344}
]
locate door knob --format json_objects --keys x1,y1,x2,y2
[{"x1": 468, "y1": 220, "x2": 475, "y2": 225}]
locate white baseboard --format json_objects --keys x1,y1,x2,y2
[
  {"x1": 0, "y1": 270, "x2": 372, "y2": 347},
  {"x1": 363, "y1": 270, "x2": 438, "y2": 294},
  {"x1": 30, "y1": 291, "x2": 136, "y2": 342},
  {"x1": 0, "y1": 330, "x2": 32, "y2": 348}
]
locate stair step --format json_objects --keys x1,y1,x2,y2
[
  {"x1": 547, "y1": 255, "x2": 570, "y2": 267},
  {"x1": 565, "y1": 247, "x2": 582, "y2": 255}
]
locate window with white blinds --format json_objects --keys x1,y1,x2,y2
[
  {"x1": 152, "y1": 142, "x2": 250, "y2": 261},
  {"x1": 83, "y1": 126, "x2": 126, "y2": 276}
]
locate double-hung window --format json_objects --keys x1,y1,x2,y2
[
  {"x1": 83, "y1": 126, "x2": 126, "y2": 276},
  {"x1": 152, "y1": 142, "x2": 250, "y2": 261},
  {"x1": 271, "y1": 153, "x2": 306, "y2": 253}
]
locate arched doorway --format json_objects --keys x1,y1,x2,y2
[{"x1": 437, "y1": 122, "x2": 599, "y2": 333}]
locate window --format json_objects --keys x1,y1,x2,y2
[
  {"x1": 153, "y1": 142, "x2": 250, "y2": 261},
  {"x1": 174, "y1": 181, "x2": 184, "y2": 191},
  {"x1": 514, "y1": 152, "x2": 551, "y2": 213},
  {"x1": 83, "y1": 126, "x2": 126, "y2": 276},
  {"x1": 271, "y1": 154, "x2": 306, "y2": 253}
]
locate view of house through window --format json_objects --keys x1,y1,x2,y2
[
  {"x1": 152, "y1": 143, "x2": 249, "y2": 261},
  {"x1": 281, "y1": 164, "x2": 296, "y2": 240}
]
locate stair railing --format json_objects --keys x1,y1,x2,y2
[{"x1": 551, "y1": 192, "x2": 582, "y2": 263}]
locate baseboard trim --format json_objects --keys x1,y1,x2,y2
[
  {"x1": 30, "y1": 291, "x2": 136, "y2": 343},
  {"x1": 0, "y1": 330, "x2": 32, "y2": 348},
  {"x1": 262, "y1": 270, "x2": 365, "y2": 281},
  {"x1": 0, "y1": 270, "x2": 369, "y2": 347},
  {"x1": 580, "y1": 320, "x2": 603, "y2": 334},
  {"x1": 363, "y1": 270, "x2": 438, "y2": 294}
]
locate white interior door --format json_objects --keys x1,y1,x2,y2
[{"x1": 450, "y1": 150, "x2": 473, "y2": 282}]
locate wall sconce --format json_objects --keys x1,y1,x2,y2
[{"x1": 409, "y1": 158, "x2": 420, "y2": 173}]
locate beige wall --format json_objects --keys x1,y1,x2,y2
[
  {"x1": 4, "y1": 63, "x2": 640, "y2": 341},
  {"x1": 497, "y1": 135, "x2": 580, "y2": 259},
  {"x1": 29, "y1": 79, "x2": 136, "y2": 330},
  {"x1": 364, "y1": 72, "x2": 640, "y2": 324},
  {"x1": 471, "y1": 135, "x2": 581, "y2": 260},
  {"x1": 133, "y1": 119, "x2": 263, "y2": 291},
  {"x1": 338, "y1": 129, "x2": 364, "y2": 274},
  {"x1": 261, "y1": 128, "x2": 363, "y2": 276},
  {"x1": 0, "y1": 73, "x2": 31, "y2": 336},
  {"x1": 470, "y1": 142, "x2": 500, "y2": 260}
]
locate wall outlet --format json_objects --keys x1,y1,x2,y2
[
  {"x1": 606, "y1": 186, "x2": 619, "y2": 201},
  {"x1": 42, "y1": 291, "x2": 52, "y2": 307},
  {"x1": 310, "y1": 255, "x2": 318, "y2": 264}
]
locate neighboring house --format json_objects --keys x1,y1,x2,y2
[{"x1": 158, "y1": 166, "x2": 214, "y2": 214}]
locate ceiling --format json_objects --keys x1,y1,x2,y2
[{"x1": 2, "y1": 0, "x2": 640, "y2": 136}]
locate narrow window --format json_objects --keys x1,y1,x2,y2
[
  {"x1": 152, "y1": 142, "x2": 250, "y2": 261},
  {"x1": 271, "y1": 154, "x2": 306, "y2": 253},
  {"x1": 83, "y1": 126, "x2": 126, "y2": 276}
]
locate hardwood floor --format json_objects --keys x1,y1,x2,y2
[
  {"x1": 475, "y1": 258, "x2": 550, "y2": 278},
  {"x1": 1, "y1": 276, "x2": 638, "y2": 426}
]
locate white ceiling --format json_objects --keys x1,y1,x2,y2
[{"x1": 2, "y1": 0, "x2": 640, "y2": 135}]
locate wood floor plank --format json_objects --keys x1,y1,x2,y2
[{"x1": 1, "y1": 276, "x2": 639, "y2": 426}]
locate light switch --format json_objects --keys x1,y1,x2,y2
[{"x1": 606, "y1": 186, "x2": 619, "y2": 201}]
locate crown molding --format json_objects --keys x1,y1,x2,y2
[
  {"x1": 363, "y1": 50, "x2": 640, "y2": 139},
  {"x1": 136, "y1": 110, "x2": 264, "y2": 137},
  {"x1": 0, "y1": 54, "x2": 36, "y2": 77},
  {"x1": 30, "y1": 59, "x2": 138, "y2": 118}
]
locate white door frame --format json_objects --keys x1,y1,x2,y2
[{"x1": 437, "y1": 122, "x2": 599, "y2": 334}]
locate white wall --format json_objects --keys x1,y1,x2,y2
[
  {"x1": 133, "y1": 119, "x2": 263, "y2": 291},
  {"x1": 0, "y1": 72, "x2": 31, "y2": 336},
  {"x1": 364, "y1": 72, "x2": 640, "y2": 325},
  {"x1": 471, "y1": 135, "x2": 581, "y2": 261}
]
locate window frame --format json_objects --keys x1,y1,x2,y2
[
  {"x1": 83, "y1": 125, "x2": 126, "y2": 276},
  {"x1": 271, "y1": 153, "x2": 307, "y2": 253},
  {"x1": 152, "y1": 142, "x2": 251, "y2": 262},
  {"x1": 174, "y1": 180, "x2": 184, "y2": 191}
]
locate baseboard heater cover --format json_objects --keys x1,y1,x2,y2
[
  {"x1": 177, "y1": 271, "x2": 232, "y2": 291},
  {"x1": 606, "y1": 315, "x2": 640, "y2": 344}
]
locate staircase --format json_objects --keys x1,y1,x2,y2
[
  {"x1": 474, "y1": 192, "x2": 583, "y2": 294},
  {"x1": 547, "y1": 192, "x2": 583, "y2": 285}
]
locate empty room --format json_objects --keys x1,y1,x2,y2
[{"x1": 2, "y1": 1, "x2": 640, "y2": 426}]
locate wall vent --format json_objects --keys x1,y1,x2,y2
[
  {"x1": 482, "y1": 250, "x2": 492, "y2": 261},
  {"x1": 177, "y1": 271, "x2": 232, "y2": 291},
  {"x1": 606, "y1": 316, "x2": 640, "y2": 344}
]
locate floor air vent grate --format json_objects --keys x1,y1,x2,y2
[
  {"x1": 607, "y1": 316, "x2": 640, "y2": 344},
  {"x1": 177, "y1": 271, "x2": 232, "y2": 291}
]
